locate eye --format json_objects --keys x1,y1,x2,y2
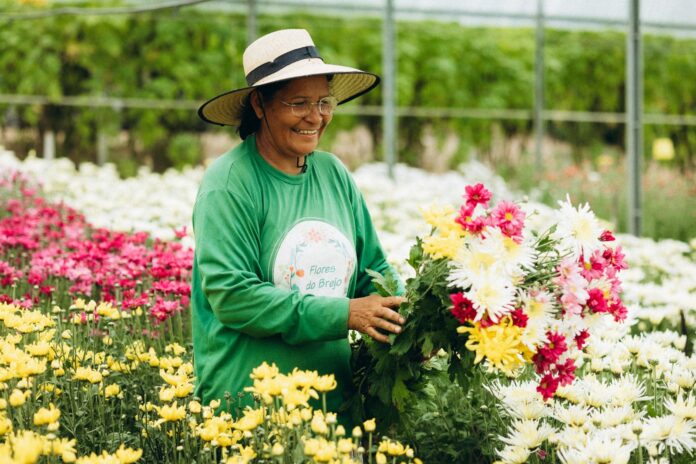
[
  {"x1": 287, "y1": 99, "x2": 310, "y2": 108},
  {"x1": 318, "y1": 97, "x2": 338, "y2": 112}
]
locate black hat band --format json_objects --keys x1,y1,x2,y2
[{"x1": 245, "y1": 46, "x2": 322, "y2": 86}]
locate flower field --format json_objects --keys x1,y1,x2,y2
[{"x1": 1, "y1": 146, "x2": 695, "y2": 464}]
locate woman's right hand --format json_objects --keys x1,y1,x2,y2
[{"x1": 348, "y1": 295, "x2": 406, "y2": 343}]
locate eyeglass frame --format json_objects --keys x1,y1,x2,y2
[{"x1": 279, "y1": 96, "x2": 339, "y2": 117}]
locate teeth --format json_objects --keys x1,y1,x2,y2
[{"x1": 296, "y1": 129, "x2": 317, "y2": 135}]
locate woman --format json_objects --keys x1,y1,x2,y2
[{"x1": 192, "y1": 29, "x2": 404, "y2": 415}]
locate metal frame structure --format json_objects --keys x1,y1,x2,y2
[{"x1": 2, "y1": 0, "x2": 695, "y2": 235}]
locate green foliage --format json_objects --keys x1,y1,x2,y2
[
  {"x1": 504, "y1": 155, "x2": 696, "y2": 242},
  {"x1": 398, "y1": 361, "x2": 506, "y2": 463},
  {"x1": 348, "y1": 240, "x2": 472, "y2": 430},
  {"x1": 2, "y1": 4, "x2": 696, "y2": 171},
  {"x1": 167, "y1": 133, "x2": 202, "y2": 169}
]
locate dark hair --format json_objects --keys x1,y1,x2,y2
[
  {"x1": 237, "y1": 75, "x2": 335, "y2": 140},
  {"x1": 237, "y1": 81, "x2": 288, "y2": 140}
]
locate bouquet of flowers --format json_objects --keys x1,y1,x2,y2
[{"x1": 349, "y1": 183, "x2": 628, "y2": 426}]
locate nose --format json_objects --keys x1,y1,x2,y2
[{"x1": 304, "y1": 103, "x2": 323, "y2": 122}]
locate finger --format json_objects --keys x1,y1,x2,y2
[
  {"x1": 373, "y1": 318, "x2": 402, "y2": 335},
  {"x1": 367, "y1": 327, "x2": 390, "y2": 344},
  {"x1": 379, "y1": 307, "x2": 405, "y2": 325},
  {"x1": 382, "y1": 296, "x2": 407, "y2": 307}
]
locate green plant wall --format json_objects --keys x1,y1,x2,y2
[{"x1": 1, "y1": 2, "x2": 695, "y2": 171}]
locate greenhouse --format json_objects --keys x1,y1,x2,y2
[{"x1": 1, "y1": 1, "x2": 695, "y2": 463}]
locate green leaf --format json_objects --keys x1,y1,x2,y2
[
  {"x1": 391, "y1": 371, "x2": 410, "y2": 410},
  {"x1": 366, "y1": 268, "x2": 399, "y2": 297},
  {"x1": 421, "y1": 334, "x2": 434, "y2": 359}
]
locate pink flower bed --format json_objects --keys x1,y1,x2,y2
[{"x1": 0, "y1": 172, "x2": 192, "y2": 322}]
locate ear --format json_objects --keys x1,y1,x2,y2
[{"x1": 249, "y1": 90, "x2": 264, "y2": 120}]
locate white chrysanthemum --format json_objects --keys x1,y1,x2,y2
[
  {"x1": 552, "y1": 195, "x2": 604, "y2": 258},
  {"x1": 520, "y1": 289, "x2": 556, "y2": 326},
  {"x1": 505, "y1": 400, "x2": 548, "y2": 421},
  {"x1": 557, "y1": 446, "x2": 591, "y2": 464},
  {"x1": 607, "y1": 375, "x2": 650, "y2": 407},
  {"x1": 553, "y1": 403, "x2": 592, "y2": 428},
  {"x1": 664, "y1": 365, "x2": 695, "y2": 390},
  {"x1": 448, "y1": 234, "x2": 510, "y2": 288},
  {"x1": 554, "y1": 427, "x2": 590, "y2": 451},
  {"x1": 592, "y1": 405, "x2": 639, "y2": 428},
  {"x1": 449, "y1": 259, "x2": 518, "y2": 323},
  {"x1": 519, "y1": 320, "x2": 548, "y2": 352},
  {"x1": 495, "y1": 445, "x2": 531, "y2": 464},
  {"x1": 500, "y1": 419, "x2": 555, "y2": 450},
  {"x1": 576, "y1": 375, "x2": 612, "y2": 408},
  {"x1": 465, "y1": 271, "x2": 517, "y2": 322},
  {"x1": 665, "y1": 393, "x2": 696, "y2": 420},
  {"x1": 486, "y1": 380, "x2": 542, "y2": 405},
  {"x1": 479, "y1": 227, "x2": 537, "y2": 275},
  {"x1": 584, "y1": 431, "x2": 635, "y2": 463},
  {"x1": 641, "y1": 415, "x2": 696, "y2": 455},
  {"x1": 555, "y1": 383, "x2": 586, "y2": 405}
]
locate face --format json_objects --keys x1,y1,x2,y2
[{"x1": 252, "y1": 75, "x2": 333, "y2": 169}]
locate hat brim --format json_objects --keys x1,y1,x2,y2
[{"x1": 198, "y1": 61, "x2": 380, "y2": 127}]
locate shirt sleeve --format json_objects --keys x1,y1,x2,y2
[
  {"x1": 193, "y1": 188, "x2": 350, "y2": 345},
  {"x1": 348, "y1": 177, "x2": 406, "y2": 298}
]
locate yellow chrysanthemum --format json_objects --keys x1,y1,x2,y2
[
  {"x1": 157, "y1": 402, "x2": 186, "y2": 423},
  {"x1": 420, "y1": 204, "x2": 461, "y2": 234},
  {"x1": 233, "y1": 408, "x2": 264, "y2": 432},
  {"x1": 164, "y1": 343, "x2": 187, "y2": 356},
  {"x1": 103, "y1": 384, "x2": 121, "y2": 399},
  {"x1": 73, "y1": 367, "x2": 103, "y2": 384},
  {"x1": 422, "y1": 231, "x2": 463, "y2": 261},
  {"x1": 33, "y1": 403, "x2": 60, "y2": 426},
  {"x1": 157, "y1": 356, "x2": 182, "y2": 370},
  {"x1": 0, "y1": 415, "x2": 12, "y2": 435},
  {"x1": 159, "y1": 368, "x2": 191, "y2": 387},
  {"x1": 313, "y1": 374, "x2": 336, "y2": 393},
  {"x1": 250, "y1": 362, "x2": 279, "y2": 381},
  {"x1": 363, "y1": 418, "x2": 376, "y2": 432},
  {"x1": 188, "y1": 400, "x2": 202, "y2": 414},
  {"x1": 311, "y1": 413, "x2": 328, "y2": 435},
  {"x1": 114, "y1": 444, "x2": 142, "y2": 464},
  {"x1": 47, "y1": 437, "x2": 77, "y2": 462},
  {"x1": 458, "y1": 320, "x2": 528, "y2": 376},
  {"x1": 95, "y1": 302, "x2": 120, "y2": 319},
  {"x1": 25, "y1": 341, "x2": 52, "y2": 357},
  {"x1": 9, "y1": 389, "x2": 28, "y2": 407},
  {"x1": 5, "y1": 430, "x2": 46, "y2": 463}
]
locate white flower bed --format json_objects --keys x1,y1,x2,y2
[
  {"x1": 2, "y1": 147, "x2": 695, "y2": 330},
  {"x1": 2, "y1": 145, "x2": 695, "y2": 462}
]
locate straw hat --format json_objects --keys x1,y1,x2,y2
[{"x1": 198, "y1": 29, "x2": 380, "y2": 127}]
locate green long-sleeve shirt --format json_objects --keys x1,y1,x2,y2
[{"x1": 191, "y1": 135, "x2": 399, "y2": 414}]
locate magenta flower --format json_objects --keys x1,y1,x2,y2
[
  {"x1": 490, "y1": 200, "x2": 525, "y2": 240},
  {"x1": 464, "y1": 183, "x2": 492, "y2": 208}
]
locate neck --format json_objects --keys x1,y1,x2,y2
[{"x1": 254, "y1": 133, "x2": 305, "y2": 175}]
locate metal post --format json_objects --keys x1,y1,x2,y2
[
  {"x1": 43, "y1": 130, "x2": 55, "y2": 160},
  {"x1": 247, "y1": 0, "x2": 258, "y2": 45},
  {"x1": 383, "y1": 0, "x2": 396, "y2": 179},
  {"x1": 97, "y1": 130, "x2": 108, "y2": 165},
  {"x1": 626, "y1": 0, "x2": 643, "y2": 236},
  {"x1": 534, "y1": 0, "x2": 545, "y2": 173}
]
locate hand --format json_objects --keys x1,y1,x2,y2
[{"x1": 348, "y1": 295, "x2": 407, "y2": 344}]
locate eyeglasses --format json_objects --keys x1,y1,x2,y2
[{"x1": 280, "y1": 97, "x2": 338, "y2": 117}]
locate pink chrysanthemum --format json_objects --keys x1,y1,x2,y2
[
  {"x1": 450, "y1": 292, "x2": 477, "y2": 324},
  {"x1": 490, "y1": 201, "x2": 525, "y2": 241},
  {"x1": 464, "y1": 183, "x2": 492, "y2": 208}
]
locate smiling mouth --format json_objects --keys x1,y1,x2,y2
[{"x1": 294, "y1": 129, "x2": 319, "y2": 136}]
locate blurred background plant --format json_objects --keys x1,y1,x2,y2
[{"x1": 2, "y1": 0, "x2": 695, "y2": 241}]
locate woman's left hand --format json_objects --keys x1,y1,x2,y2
[{"x1": 347, "y1": 295, "x2": 406, "y2": 343}]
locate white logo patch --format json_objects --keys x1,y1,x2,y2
[{"x1": 273, "y1": 220, "x2": 356, "y2": 297}]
